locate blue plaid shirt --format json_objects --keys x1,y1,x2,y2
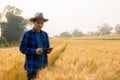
[{"x1": 19, "y1": 29, "x2": 50, "y2": 73}]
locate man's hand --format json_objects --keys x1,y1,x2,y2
[{"x1": 36, "y1": 48, "x2": 43, "y2": 55}]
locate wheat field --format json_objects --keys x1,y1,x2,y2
[{"x1": 0, "y1": 38, "x2": 120, "y2": 80}]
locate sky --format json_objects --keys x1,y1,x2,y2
[{"x1": 0, "y1": 0, "x2": 120, "y2": 37}]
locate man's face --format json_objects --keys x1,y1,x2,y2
[{"x1": 33, "y1": 19, "x2": 44, "y2": 32}]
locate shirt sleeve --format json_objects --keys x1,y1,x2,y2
[
  {"x1": 44, "y1": 32, "x2": 50, "y2": 54},
  {"x1": 46, "y1": 32, "x2": 50, "y2": 48},
  {"x1": 19, "y1": 32, "x2": 36, "y2": 55}
]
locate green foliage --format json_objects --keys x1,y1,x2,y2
[
  {"x1": 0, "y1": 13, "x2": 2, "y2": 21},
  {"x1": 98, "y1": 23, "x2": 113, "y2": 35},
  {"x1": 0, "y1": 37, "x2": 9, "y2": 47},
  {"x1": 0, "y1": 12, "x2": 3, "y2": 25},
  {"x1": 1, "y1": 5, "x2": 27, "y2": 43},
  {"x1": 72, "y1": 29, "x2": 84, "y2": 37},
  {"x1": 115, "y1": 24, "x2": 120, "y2": 34},
  {"x1": 60, "y1": 31, "x2": 72, "y2": 37}
]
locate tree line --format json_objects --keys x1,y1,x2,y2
[
  {"x1": 0, "y1": 5, "x2": 120, "y2": 47},
  {"x1": 54, "y1": 23, "x2": 120, "y2": 38}
]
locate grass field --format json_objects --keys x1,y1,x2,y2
[{"x1": 0, "y1": 38, "x2": 120, "y2": 80}]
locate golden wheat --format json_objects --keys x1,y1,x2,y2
[{"x1": 0, "y1": 39, "x2": 120, "y2": 80}]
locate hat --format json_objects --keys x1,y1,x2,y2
[{"x1": 30, "y1": 12, "x2": 48, "y2": 22}]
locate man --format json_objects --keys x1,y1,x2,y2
[{"x1": 20, "y1": 12, "x2": 52, "y2": 80}]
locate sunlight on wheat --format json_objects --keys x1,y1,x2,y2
[{"x1": 0, "y1": 39, "x2": 120, "y2": 80}]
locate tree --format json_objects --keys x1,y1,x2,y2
[
  {"x1": 0, "y1": 13, "x2": 2, "y2": 37},
  {"x1": 60, "y1": 31, "x2": 72, "y2": 37},
  {"x1": 0, "y1": 37, "x2": 9, "y2": 47},
  {"x1": 98, "y1": 23, "x2": 113, "y2": 35},
  {"x1": 1, "y1": 5, "x2": 27, "y2": 43},
  {"x1": 115, "y1": 24, "x2": 120, "y2": 34},
  {"x1": 72, "y1": 29, "x2": 84, "y2": 37},
  {"x1": 87, "y1": 31, "x2": 99, "y2": 36},
  {"x1": 0, "y1": 13, "x2": 2, "y2": 22}
]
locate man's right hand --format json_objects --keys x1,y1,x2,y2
[{"x1": 36, "y1": 48, "x2": 43, "y2": 55}]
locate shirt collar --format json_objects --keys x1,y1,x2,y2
[{"x1": 32, "y1": 28, "x2": 42, "y2": 33}]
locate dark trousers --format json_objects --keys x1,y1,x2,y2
[
  {"x1": 27, "y1": 71, "x2": 37, "y2": 80},
  {"x1": 26, "y1": 66, "x2": 45, "y2": 80}
]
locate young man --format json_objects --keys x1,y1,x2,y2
[{"x1": 20, "y1": 12, "x2": 52, "y2": 80}]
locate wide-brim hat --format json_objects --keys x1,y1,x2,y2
[{"x1": 30, "y1": 12, "x2": 48, "y2": 22}]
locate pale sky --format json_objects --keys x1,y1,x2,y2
[{"x1": 0, "y1": 0, "x2": 120, "y2": 37}]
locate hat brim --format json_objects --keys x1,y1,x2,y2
[{"x1": 30, "y1": 18, "x2": 48, "y2": 22}]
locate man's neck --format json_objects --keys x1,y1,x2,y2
[{"x1": 34, "y1": 28, "x2": 41, "y2": 32}]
